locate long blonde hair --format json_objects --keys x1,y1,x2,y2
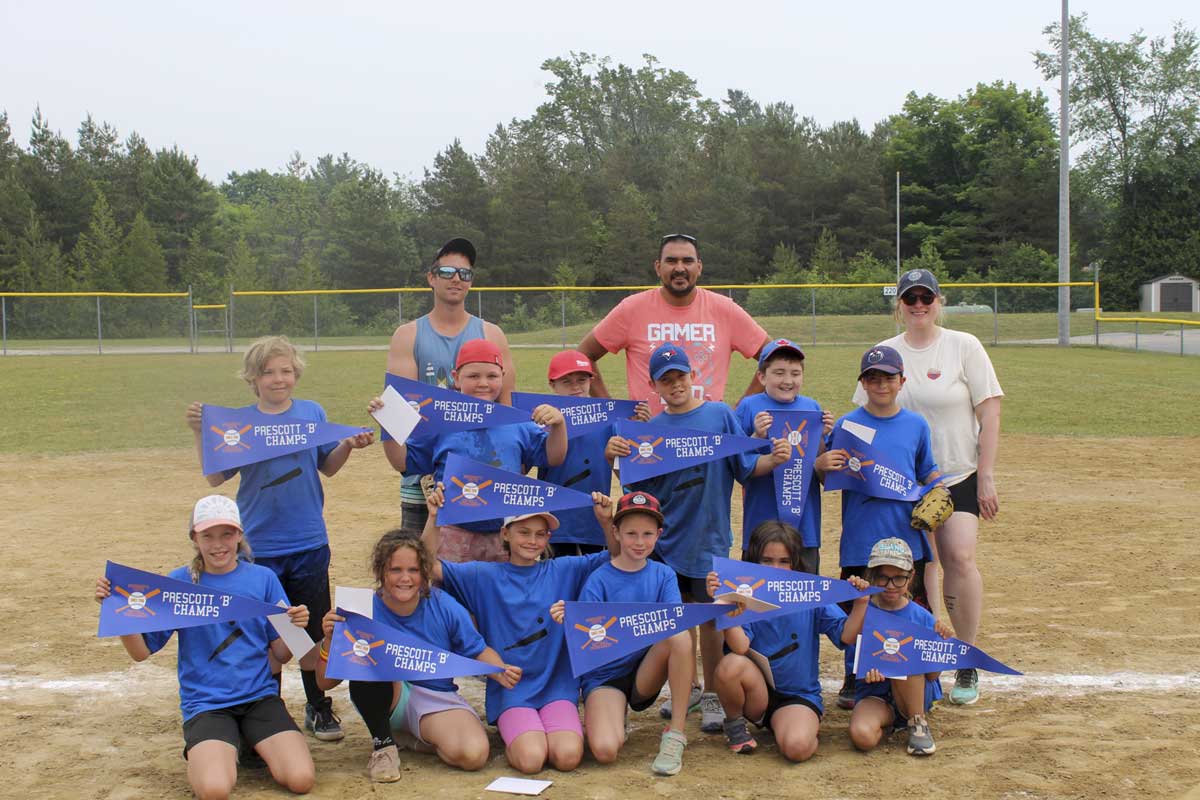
[
  {"x1": 893, "y1": 294, "x2": 946, "y2": 327},
  {"x1": 188, "y1": 523, "x2": 253, "y2": 583}
]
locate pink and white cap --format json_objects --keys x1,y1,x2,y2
[{"x1": 191, "y1": 494, "x2": 242, "y2": 534}]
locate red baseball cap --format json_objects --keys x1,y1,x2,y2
[
  {"x1": 548, "y1": 350, "x2": 595, "y2": 381},
  {"x1": 612, "y1": 491, "x2": 664, "y2": 526},
  {"x1": 455, "y1": 338, "x2": 503, "y2": 371}
]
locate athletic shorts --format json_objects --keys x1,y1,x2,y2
[
  {"x1": 256, "y1": 545, "x2": 331, "y2": 644},
  {"x1": 839, "y1": 561, "x2": 929, "y2": 611},
  {"x1": 741, "y1": 546, "x2": 819, "y2": 577},
  {"x1": 388, "y1": 682, "x2": 478, "y2": 745},
  {"x1": 437, "y1": 525, "x2": 508, "y2": 563},
  {"x1": 400, "y1": 501, "x2": 430, "y2": 532},
  {"x1": 182, "y1": 695, "x2": 298, "y2": 758},
  {"x1": 591, "y1": 654, "x2": 657, "y2": 712},
  {"x1": 855, "y1": 676, "x2": 939, "y2": 730},
  {"x1": 947, "y1": 472, "x2": 980, "y2": 517},
  {"x1": 752, "y1": 689, "x2": 822, "y2": 731},
  {"x1": 496, "y1": 700, "x2": 583, "y2": 745}
]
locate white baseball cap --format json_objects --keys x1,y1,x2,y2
[
  {"x1": 191, "y1": 495, "x2": 242, "y2": 534},
  {"x1": 502, "y1": 512, "x2": 560, "y2": 531}
]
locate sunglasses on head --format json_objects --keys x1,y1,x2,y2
[
  {"x1": 431, "y1": 266, "x2": 474, "y2": 281},
  {"x1": 901, "y1": 290, "x2": 937, "y2": 306},
  {"x1": 660, "y1": 233, "x2": 697, "y2": 244}
]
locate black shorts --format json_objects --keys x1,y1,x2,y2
[
  {"x1": 255, "y1": 545, "x2": 331, "y2": 645},
  {"x1": 947, "y1": 472, "x2": 979, "y2": 517},
  {"x1": 649, "y1": 553, "x2": 711, "y2": 603},
  {"x1": 182, "y1": 696, "x2": 298, "y2": 758},
  {"x1": 599, "y1": 655, "x2": 658, "y2": 712},
  {"x1": 754, "y1": 690, "x2": 821, "y2": 731},
  {"x1": 549, "y1": 542, "x2": 606, "y2": 558},
  {"x1": 840, "y1": 561, "x2": 930, "y2": 611},
  {"x1": 741, "y1": 546, "x2": 819, "y2": 576},
  {"x1": 401, "y1": 501, "x2": 429, "y2": 531}
]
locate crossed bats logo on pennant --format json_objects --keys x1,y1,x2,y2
[
  {"x1": 624, "y1": 435, "x2": 664, "y2": 465},
  {"x1": 404, "y1": 394, "x2": 433, "y2": 423},
  {"x1": 211, "y1": 421, "x2": 253, "y2": 454},
  {"x1": 843, "y1": 446, "x2": 875, "y2": 481},
  {"x1": 448, "y1": 473, "x2": 492, "y2": 506},
  {"x1": 112, "y1": 584, "x2": 161, "y2": 616},
  {"x1": 723, "y1": 577, "x2": 766, "y2": 598},
  {"x1": 342, "y1": 628, "x2": 386, "y2": 666},
  {"x1": 871, "y1": 628, "x2": 914, "y2": 662},
  {"x1": 783, "y1": 418, "x2": 809, "y2": 458},
  {"x1": 575, "y1": 616, "x2": 618, "y2": 649}
]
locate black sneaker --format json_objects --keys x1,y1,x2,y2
[
  {"x1": 304, "y1": 697, "x2": 345, "y2": 742},
  {"x1": 836, "y1": 673, "x2": 856, "y2": 710}
]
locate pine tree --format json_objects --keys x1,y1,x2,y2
[
  {"x1": 75, "y1": 189, "x2": 122, "y2": 290},
  {"x1": 119, "y1": 212, "x2": 168, "y2": 292}
]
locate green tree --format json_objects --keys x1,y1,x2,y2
[
  {"x1": 74, "y1": 188, "x2": 122, "y2": 290},
  {"x1": 144, "y1": 146, "x2": 219, "y2": 285},
  {"x1": 120, "y1": 211, "x2": 169, "y2": 292},
  {"x1": 746, "y1": 243, "x2": 806, "y2": 317}
]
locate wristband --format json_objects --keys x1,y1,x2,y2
[{"x1": 319, "y1": 644, "x2": 329, "y2": 662}]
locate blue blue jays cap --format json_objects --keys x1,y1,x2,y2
[
  {"x1": 757, "y1": 337, "x2": 805, "y2": 369},
  {"x1": 859, "y1": 345, "x2": 904, "y2": 378},
  {"x1": 648, "y1": 343, "x2": 691, "y2": 381}
]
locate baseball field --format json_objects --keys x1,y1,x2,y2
[{"x1": 1, "y1": 342, "x2": 1197, "y2": 799}]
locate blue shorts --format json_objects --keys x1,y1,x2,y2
[{"x1": 255, "y1": 545, "x2": 331, "y2": 644}]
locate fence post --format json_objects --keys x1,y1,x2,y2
[
  {"x1": 478, "y1": 292, "x2": 483, "y2": 320},
  {"x1": 97, "y1": 296, "x2": 103, "y2": 355},
  {"x1": 992, "y1": 287, "x2": 999, "y2": 346},
  {"x1": 228, "y1": 286, "x2": 235, "y2": 354},
  {"x1": 1094, "y1": 313, "x2": 1099, "y2": 347},
  {"x1": 560, "y1": 290, "x2": 566, "y2": 349},
  {"x1": 1134, "y1": 321, "x2": 1139, "y2": 351},
  {"x1": 1181, "y1": 324, "x2": 1185, "y2": 357},
  {"x1": 313, "y1": 295, "x2": 320, "y2": 352},
  {"x1": 188, "y1": 286, "x2": 195, "y2": 354},
  {"x1": 1, "y1": 297, "x2": 7, "y2": 356},
  {"x1": 810, "y1": 288, "x2": 817, "y2": 347},
  {"x1": 398, "y1": 291, "x2": 403, "y2": 326}
]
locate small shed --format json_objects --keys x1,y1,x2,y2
[{"x1": 1140, "y1": 274, "x2": 1199, "y2": 313}]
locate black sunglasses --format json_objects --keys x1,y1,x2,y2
[
  {"x1": 901, "y1": 291, "x2": 937, "y2": 306},
  {"x1": 431, "y1": 266, "x2": 474, "y2": 281},
  {"x1": 660, "y1": 233, "x2": 697, "y2": 244}
]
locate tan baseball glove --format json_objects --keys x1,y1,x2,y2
[{"x1": 911, "y1": 484, "x2": 954, "y2": 531}]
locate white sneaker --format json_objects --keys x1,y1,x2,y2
[
  {"x1": 658, "y1": 684, "x2": 702, "y2": 720},
  {"x1": 699, "y1": 692, "x2": 725, "y2": 733}
]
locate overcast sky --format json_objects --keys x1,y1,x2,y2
[{"x1": 2, "y1": 1, "x2": 1193, "y2": 184}]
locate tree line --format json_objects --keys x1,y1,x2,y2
[{"x1": 1, "y1": 15, "x2": 1196, "y2": 328}]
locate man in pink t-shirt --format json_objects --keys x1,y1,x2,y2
[{"x1": 579, "y1": 234, "x2": 770, "y2": 412}]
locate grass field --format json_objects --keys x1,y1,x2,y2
[{"x1": 2, "y1": 345, "x2": 1198, "y2": 455}]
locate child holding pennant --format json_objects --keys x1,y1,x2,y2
[
  {"x1": 816, "y1": 345, "x2": 941, "y2": 710},
  {"x1": 374, "y1": 338, "x2": 568, "y2": 563},
  {"x1": 850, "y1": 538, "x2": 953, "y2": 757},
  {"x1": 706, "y1": 522, "x2": 872, "y2": 759},
  {"x1": 604, "y1": 343, "x2": 790, "y2": 733},
  {"x1": 422, "y1": 482, "x2": 614, "y2": 774},
  {"x1": 314, "y1": 529, "x2": 521, "y2": 782},
  {"x1": 516, "y1": 349, "x2": 649, "y2": 556},
  {"x1": 550, "y1": 491, "x2": 721, "y2": 777},
  {"x1": 186, "y1": 335, "x2": 373, "y2": 742},
  {"x1": 734, "y1": 338, "x2": 833, "y2": 571},
  {"x1": 94, "y1": 495, "x2": 315, "y2": 799}
]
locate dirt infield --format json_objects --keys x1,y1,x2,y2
[{"x1": 2, "y1": 434, "x2": 1198, "y2": 799}]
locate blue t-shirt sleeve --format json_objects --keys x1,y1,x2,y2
[
  {"x1": 579, "y1": 571, "x2": 604, "y2": 603},
  {"x1": 660, "y1": 567, "x2": 683, "y2": 604},
  {"x1": 816, "y1": 604, "x2": 848, "y2": 648},
  {"x1": 439, "y1": 561, "x2": 483, "y2": 610},
  {"x1": 142, "y1": 628, "x2": 174, "y2": 655},
  {"x1": 442, "y1": 593, "x2": 488, "y2": 658},
  {"x1": 916, "y1": 418, "x2": 938, "y2": 481},
  {"x1": 404, "y1": 435, "x2": 434, "y2": 477},
  {"x1": 733, "y1": 398, "x2": 755, "y2": 435},
  {"x1": 724, "y1": 406, "x2": 758, "y2": 483}
]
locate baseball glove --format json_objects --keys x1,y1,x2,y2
[{"x1": 911, "y1": 484, "x2": 954, "y2": 531}]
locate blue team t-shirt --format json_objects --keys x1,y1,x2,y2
[
  {"x1": 220, "y1": 399, "x2": 338, "y2": 558},
  {"x1": 577, "y1": 560, "x2": 682, "y2": 696},
  {"x1": 828, "y1": 406, "x2": 938, "y2": 566},
  {"x1": 855, "y1": 600, "x2": 944, "y2": 710},
  {"x1": 143, "y1": 561, "x2": 288, "y2": 721},
  {"x1": 440, "y1": 552, "x2": 609, "y2": 722},
  {"x1": 625, "y1": 402, "x2": 759, "y2": 578},
  {"x1": 538, "y1": 427, "x2": 612, "y2": 546},
  {"x1": 371, "y1": 589, "x2": 488, "y2": 693},
  {"x1": 734, "y1": 392, "x2": 823, "y2": 549},
  {"x1": 406, "y1": 423, "x2": 550, "y2": 533},
  {"x1": 740, "y1": 604, "x2": 846, "y2": 715}
]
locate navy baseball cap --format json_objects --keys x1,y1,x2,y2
[
  {"x1": 434, "y1": 237, "x2": 476, "y2": 267},
  {"x1": 859, "y1": 345, "x2": 904, "y2": 378},
  {"x1": 757, "y1": 337, "x2": 805, "y2": 369},
  {"x1": 897, "y1": 268, "x2": 939, "y2": 297},
  {"x1": 649, "y1": 343, "x2": 691, "y2": 380}
]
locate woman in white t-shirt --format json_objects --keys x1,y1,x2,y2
[{"x1": 853, "y1": 268, "x2": 1002, "y2": 707}]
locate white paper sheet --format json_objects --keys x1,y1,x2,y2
[
  {"x1": 268, "y1": 601, "x2": 316, "y2": 659},
  {"x1": 841, "y1": 418, "x2": 877, "y2": 445},
  {"x1": 713, "y1": 591, "x2": 782, "y2": 613},
  {"x1": 334, "y1": 586, "x2": 375, "y2": 619},
  {"x1": 485, "y1": 777, "x2": 553, "y2": 796},
  {"x1": 370, "y1": 384, "x2": 422, "y2": 442}
]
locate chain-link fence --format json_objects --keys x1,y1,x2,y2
[{"x1": 4, "y1": 282, "x2": 1198, "y2": 356}]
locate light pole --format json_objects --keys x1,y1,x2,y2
[{"x1": 1057, "y1": 0, "x2": 1071, "y2": 345}]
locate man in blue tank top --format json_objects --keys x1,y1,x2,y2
[{"x1": 386, "y1": 237, "x2": 517, "y2": 529}]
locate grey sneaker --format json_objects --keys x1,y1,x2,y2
[
  {"x1": 651, "y1": 729, "x2": 687, "y2": 776},
  {"x1": 949, "y1": 668, "x2": 980, "y2": 705},
  {"x1": 658, "y1": 684, "x2": 702, "y2": 720},
  {"x1": 367, "y1": 744, "x2": 402, "y2": 782},
  {"x1": 305, "y1": 697, "x2": 345, "y2": 742},
  {"x1": 906, "y1": 714, "x2": 936, "y2": 756},
  {"x1": 723, "y1": 716, "x2": 757, "y2": 754},
  {"x1": 699, "y1": 692, "x2": 725, "y2": 733}
]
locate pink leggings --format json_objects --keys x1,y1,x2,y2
[{"x1": 496, "y1": 700, "x2": 583, "y2": 746}]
